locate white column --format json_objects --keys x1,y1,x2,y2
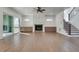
[
  {"x1": 43, "y1": 25, "x2": 45, "y2": 32},
  {"x1": 33, "y1": 25, "x2": 35, "y2": 32}
]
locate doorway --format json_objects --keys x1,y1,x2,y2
[
  {"x1": 3, "y1": 15, "x2": 20, "y2": 37},
  {"x1": 3, "y1": 15, "x2": 13, "y2": 37}
]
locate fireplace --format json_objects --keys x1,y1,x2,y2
[{"x1": 35, "y1": 24, "x2": 43, "y2": 31}]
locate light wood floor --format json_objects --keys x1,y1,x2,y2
[{"x1": 1, "y1": 32, "x2": 79, "y2": 52}]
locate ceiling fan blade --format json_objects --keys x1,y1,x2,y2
[
  {"x1": 38, "y1": 7, "x2": 41, "y2": 10},
  {"x1": 33, "y1": 7, "x2": 46, "y2": 13},
  {"x1": 42, "y1": 9, "x2": 45, "y2": 11}
]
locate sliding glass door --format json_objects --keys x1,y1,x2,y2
[
  {"x1": 13, "y1": 17, "x2": 20, "y2": 33},
  {"x1": 3, "y1": 15, "x2": 20, "y2": 37},
  {"x1": 3, "y1": 15, "x2": 13, "y2": 33}
]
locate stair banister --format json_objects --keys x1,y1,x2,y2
[{"x1": 68, "y1": 7, "x2": 75, "y2": 35}]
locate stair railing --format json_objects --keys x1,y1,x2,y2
[
  {"x1": 64, "y1": 7, "x2": 79, "y2": 35},
  {"x1": 69, "y1": 7, "x2": 79, "y2": 20},
  {"x1": 68, "y1": 7, "x2": 75, "y2": 35}
]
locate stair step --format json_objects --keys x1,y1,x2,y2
[
  {"x1": 71, "y1": 31, "x2": 79, "y2": 33},
  {"x1": 71, "y1": 33, "x2": 79, "y2": 35}
]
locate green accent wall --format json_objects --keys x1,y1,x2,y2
[{"x1": 3, "y1": 15, "x2": 13, "y2": 33}]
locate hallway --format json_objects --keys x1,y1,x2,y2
[{"x1": 0, "y1": 32, "x2": 79, "y2": 52}]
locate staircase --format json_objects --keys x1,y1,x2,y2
[{"x1": 64, "y1": 7, "x2": 79, "y2": 35}]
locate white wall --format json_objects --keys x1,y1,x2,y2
[
  {"x1": 44, "y1": 15, "x2": 56, "y2": 27},
  {"x1": 21, "y1": 14, "x2": 56, "y2": 27},
  {"x1": 3, "y1": 7, "x2": 21, "y2": 18},
  {"x1": 33, "y1": 13, "x2": 45, "y2": 24},
  {"x1": 0, "y1": 8, "x2": 3, "y2": 39},
  {"x1": 70, "y1": 12, "x2": 79, "y2": 30},
  {"x1": 0, "y1": 7, "x2": 22, "y2": 39},
  {"x1": 21, "y1": 15, "x2": 33, "y2": 27},
  {"x1": 56, "y1": 11, "x2": 67, "y2": 35}
]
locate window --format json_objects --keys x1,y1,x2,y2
[
  {"x1": 24, "y1": 19, "x2": 30, "y2": 22},
  {"x1": 46, "y1": 19, "x2": 52, "y2": 21}
]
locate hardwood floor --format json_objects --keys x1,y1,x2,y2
[{"x1": 1, "y1": 32, "x2": 79, "y2": 52}]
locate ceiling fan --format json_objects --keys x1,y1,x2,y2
[{"x1": 36, "y1": 7, "x2": 46, "y2": 13}]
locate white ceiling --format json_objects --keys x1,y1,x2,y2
[{"x1": 12, "y1": 7, "x2": 67, "y2": 16}]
